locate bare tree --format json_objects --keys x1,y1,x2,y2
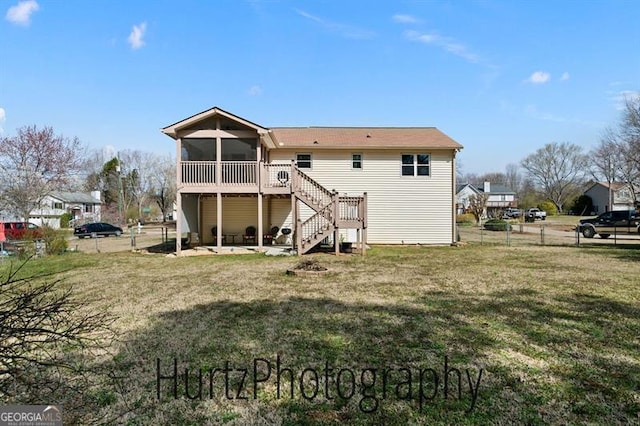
[
  {"x1": 0, "y1": 126, "x2": 85, "y2": 221},
  {"x1": 0, "y1": 259, "x2": 113, "y2": 418},
  {"x1": 592, "y1": 95, "x2": 640, "y2": 208},
  {"x1": 589, "y1": 128, "x2": 621, "y2": 210},
  {"x1": 520, "y1": 142, "x2": 588, "y2": 213},
  {"x1": 119, "y1": 150, "x2": 156, "y2": 220},
  {"x1": 148, "y1": 154, "x2": 176, "y2": 221},
  {"x1": 505, "y1": 163, "x2": 522, "y2": 195},
  {"x1": 468, "y1": 192, "x2": 489, "y2": 223}
]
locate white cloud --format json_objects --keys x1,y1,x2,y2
[
  {"x1": 128, "y1": 22, "x2": 147, "y2": 50},
  {"x1": 0, "y1": 107, "x2": 5, "y2": 133},
  {"x1": 611, "y1": 90, "x2": 640, "y2": 110},
  {"x1": 524, "y1": 104, "x2": 603, "y2": 127},
  {"x1": 392, "y1": 14, "x2": 419, "y2": 24},
  {"x1": 295, "y1": 9, "x2": 374, "y2": 40},
  {"x1": 526, "y1": 71, "x2": 551, "y2": 84},
  {"x1": 5, "y1": 0, "x2": 39, "y2": 26},
  {"x1": 404, "y1": 30, "x2": 479, "y2": 63},
  {"x1": 561, "y1": 72, "x2": 570, "y2": 81},
  {"x1": 247, "y1": 85, "x2": 263, "y2": 96},
  {"x1": 525, "y1": 104, "x2": 563, "y2": 122}
]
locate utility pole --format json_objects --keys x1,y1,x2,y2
[{"x1": 116, "y1": 154, "x2": 124, "y2": 225}]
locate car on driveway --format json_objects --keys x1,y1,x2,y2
[
  {"x1": 577, "y1": 210, "x2": 640, "y2": 238},
  {"x1": 502, "y1": 208, "x2": 522, "y2": 219},
  {"x1": 74, "y1": 222, "x2": 123, "y2": 238},
  {"x1": 1, "y1": 222, "x2": 43, "y2": 240}
]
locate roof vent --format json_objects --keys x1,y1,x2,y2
[
  {"x1": 366, "y1": 133, "x2": 372, "y2": 138},
  {"x1": 313, "y1": 140, "x2": 319, "y2": 144}
]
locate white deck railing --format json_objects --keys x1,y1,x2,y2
[
  {"x1": 179, "y1": 161, "x2": 258, "y2": 186},
  {"x1": 221, "y1": 161, "x2": 257, "y2": 185},
  {"x1": 180, "y1": 161, "x2": 216, "y2": 185}
]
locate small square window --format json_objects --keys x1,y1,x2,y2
[
  {"x1": 352, "y1": 153, "x2": 362, "y2": 169},
  {"x1": 401, "y1": 153, "x2": 430, "y2": 176},
  {"x1": 296, "y1": 153, "x2": 312, "y2": 169}
]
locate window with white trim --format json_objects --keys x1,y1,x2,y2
[
  {"x1": 401, "y1": 154, "x2": 430, "y2": 176},
  {"x1": 352, "y1": 153, "x2": 362, "y2": 170},
  {"x1": 296, "y1": 153, "x2": 312, "y2": 169}
]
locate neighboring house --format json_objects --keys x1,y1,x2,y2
[
  {"x1": 456, "y1": 182, "x2": 517, "y2": 216},
  {"x1": 584, "y1": 182, "x2": 638, "y2": 214},
  {"x1": 29, "y1": 191, "x2": 102, "y2": 229},
  {"x1": 161, "y1": 107, "x2": 463, "y2": 255}
]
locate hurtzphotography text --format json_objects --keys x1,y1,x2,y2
[{"x1": 156, "y1": 355, "x2": 483, "y2": 413}]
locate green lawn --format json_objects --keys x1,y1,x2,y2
[{"x1": 2, "y1": 243, "x2": 639, "y2": 425}]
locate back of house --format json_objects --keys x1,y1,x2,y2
[{"x1": 162, "y1": 107, "x2": 463, "y2": 254}]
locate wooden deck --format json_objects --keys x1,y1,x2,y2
[{"x1": 179, "y1": 160, "x2": 367, "y2": 255}]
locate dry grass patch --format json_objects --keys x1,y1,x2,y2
[{"x1": 3, "y1": 244, "x2": 639, "y2": 424}]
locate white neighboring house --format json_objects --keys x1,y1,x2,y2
[
  {"x1": 161, "y1": 106, "x2": 463, "y2": 255},
  {"x1": 29, "y1": 191, "x2": 102, "y2": 229},
  {"x1": 583, "y1": 182, "x2": 639, "y2": 214},
  {"x1": 456, "y1": 182, "x2": 517, "y2": 217}
]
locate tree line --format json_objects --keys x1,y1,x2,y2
[
  {"x1": 460, "y1": 96, "x2": 640, "y2": 214},
  {"x1": 0, "y1": 125, "x2": 176, "y2": 225}
]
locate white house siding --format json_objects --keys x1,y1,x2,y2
[
  {"x1": 269, "y1": 149, "x2": 455, "y2": 244},
  {"x1": 456, "y1": 186, "x2": 478, "y2": 213}
]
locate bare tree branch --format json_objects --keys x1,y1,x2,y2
[
  {"x1": 0, "y1": 126, "x2": 86, "y2": 221},
  {"x1": 520, "y1": 142, "x2": 588, "y2": 213}
]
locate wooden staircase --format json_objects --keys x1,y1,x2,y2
[{"x1": 290, "y1": 166, "x2": 366, "y2": 255}]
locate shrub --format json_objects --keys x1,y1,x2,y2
[
  {"x1": 539, "y1": 200, "x2": 558, "y2": 216},
  {"x1": 483, "y1": 218, "x2": 512, "y2": 231},
  {"x1": 41, "y1": 226, "x2": 69, "y2": 255},
  {"x1": 59, "y1": 212, "x2": 73, "y2": 228},
  {"x1": 456, "y1": 213, "x2": 476, "y2": 225}
]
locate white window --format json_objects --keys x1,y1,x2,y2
[
  {"x1": 352, "y1": 153, "x2": 362, "y2": 170},
  {"x1": 296, "y1": 153, "x2": 312, "y2": 169},
  {"x1": 401, "y1": 154, "x2": 430, "y2": 176}
]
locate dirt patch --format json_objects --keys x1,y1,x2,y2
[{"x1": 286, "y1": 258, "x2": 329, "y2": 276}]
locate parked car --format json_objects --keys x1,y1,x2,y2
[
  {"x1": 74, "y1": 222, "x2": 123, "y2": 238},
  {"x1": 1, "y1": 222, "x2": 43, "y2": 240},
  {"x1": 577, "y1": 210, "x2": 640, "y2": 238},
  {"x1": 525, "y1": 208, "x2": 547, "y2": 220},
  {"x1": 502, "y1": 208, "x2": 522, "y2": 219}
]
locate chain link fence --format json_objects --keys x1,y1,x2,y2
[{"x1": 458, "y1": 220, "x2": 640, "y2": 247}]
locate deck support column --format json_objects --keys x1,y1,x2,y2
[
  {"x1": 216, "y1": 193, "x2": 222, "y2": 249},
  {"x1": 176, "y1": 192, "x2": 182, "y2": 255},
  {"x1": 258, "y1": 194, "x2": 263, "y2": 252},
  {"x1": 334, "y1": 228, "x2": 340, "y2": 255}
]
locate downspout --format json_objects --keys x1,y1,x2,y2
[{"x1": 452, "y1": 149, "x2": 458, "y2": 245}]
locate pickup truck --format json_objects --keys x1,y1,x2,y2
[
  {"x1": 577, "y1": 210, "x2": 640, "y2": 238},
  {"x1": 525, "y1": 208, "x2": 547, "y2": 220}
]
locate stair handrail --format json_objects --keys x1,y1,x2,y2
[
  {"x1": 291, "y1": 160, "x2": 334, "y2": 208},
  {"x1": 299, "y1": 203, "x2": 334, "y2": 243}
]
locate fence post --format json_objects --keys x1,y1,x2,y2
[
  {"x1": 614, "y1": 226, "x2": 617, "y2": 245},
  {"x1": 575, "y1": 226, "x2": 580, "y2": 246},
  {"x1": 540, "y1": 225, "x2": 545, "y2": 245},
  {"x1": 130, "y1": 227, "x2": 136, "y2": 249},
  {"x1": 506, "y1": 221, "x2": 511, "y2": 246}
]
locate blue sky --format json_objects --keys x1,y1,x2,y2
[{"x1": 1, "y1": 0, "x2": 638, "y2": 175}]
